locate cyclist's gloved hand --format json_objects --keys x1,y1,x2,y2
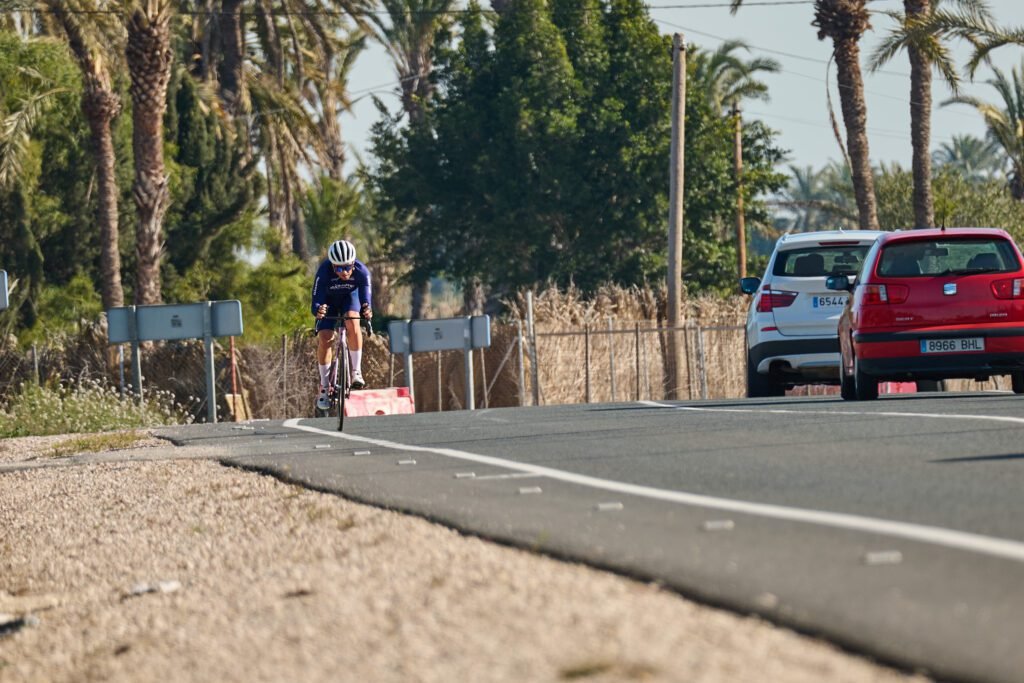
[
  {"x1": 360, "y1": 303, "x2": 373, "y2": 320},
  {"x1": 316, "y1": 304, "x2": 328, "y2": 319}
]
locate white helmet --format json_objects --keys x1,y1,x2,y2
[{"x1": 328, "y1": 239, "x2": 356, "y2": 265}]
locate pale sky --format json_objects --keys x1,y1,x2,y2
[{"x1": 341, "y1": 0, "x2": 1024, "y2": 173}]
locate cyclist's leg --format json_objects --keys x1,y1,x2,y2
[
  {"x1": 315, "y1": 317, "x2": 339, "y2": 406},
  {"x1": 341, "y1": 292, "x2": 365, "y2": 388}
]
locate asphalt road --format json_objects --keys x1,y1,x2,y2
[{"x1": 160, "y1": 392, "x2": 1024, "y2": 683}]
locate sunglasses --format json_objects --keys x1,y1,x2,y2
[{"x1": 334, "y1": 263, "x2": 355, "y2": 272}]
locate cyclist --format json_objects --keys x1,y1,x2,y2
[{"x1": 311, "y1": 239, "x2": 373, "y2": 410}]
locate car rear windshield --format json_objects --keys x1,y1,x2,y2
[
  {"x1": 876, "y1": 238, "x2": 1021, "y2": 277},
  {"x1": 772, "y1": 245, "x2": 872, "y2": 278}
]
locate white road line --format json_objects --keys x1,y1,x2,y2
[
  {"x1": 282, "y1": 417, "x2": 1024, "y2": 563},
  {"x1": 638, "y1": 399, "x2": 1024, "y2": 427}
]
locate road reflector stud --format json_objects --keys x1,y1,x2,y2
[
  {"x1": 353, "y1": 450, "x2": 371, "y2": 456},
  {"x1": 398, "y1": 459, "x2": 417, "y2": 465},
  {"x1": 702, "y1": 519, "x2": 735, "y2": 532},
  {"x1": 455, "y1": 472, "x2": 476, "y2": 479},
  {"x1": 314, "y1": 444, "x2": 331, "y2": 450},
  {"x1": 518, "y1": 486, "x2": 543, "y2": 495},
  {"x1": 596, "y1": 502, "x2": 624, "y2": 512},
  {"x1": 864, "y1": 550, "x2": 903, "y2": 565}
]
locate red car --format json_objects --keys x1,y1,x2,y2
[{"x1": 827, "y1": 227, "x2": 1024, "y2": 400}]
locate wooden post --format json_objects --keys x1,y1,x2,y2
[
  {"x1": 666, "y1": 33, "x2": 686, "y2": 400},
  {"x1": 733, "y1": 101, "x2": 747, "y2": 280}
]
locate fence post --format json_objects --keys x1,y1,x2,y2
[
  {"x1": 516, "y1": 320, "x2": 526, "y2": 406},
  {"x1": 437, "y1": 350, "x2": 443, "y2": 411},
  {"x1": 608, "y1": 317, "x2": 617, "y2": 402},
  {"x1": 642, "y1": 326, "x2": 650, "y2": 400},
  {"x1": 526, "y1": 291, "x2": 540, "y2": 406},
  {"x1": 584, "y1": 324, "x2": 591, "y2": 403},
  {"x1": 635, "y1": 323, "x2": 641, "y2": 401},
  {"x1": 696, "y1": 326, "x2": 708, "y2": 400},
  {"x1": 281, "y1": 335, "x2": 287, "y2": 419}
]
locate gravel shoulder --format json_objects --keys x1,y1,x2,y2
[{"x1": 0, "y1": 431, "x2": 929, "y2": 683}]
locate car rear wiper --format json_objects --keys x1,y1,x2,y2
[{"x1": 938, "y1": 267, "x2": 1004, "y2": 276}]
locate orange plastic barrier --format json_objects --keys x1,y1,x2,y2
[{"x1": 344, "y1": 387, "x2": 416, "y2": 417}]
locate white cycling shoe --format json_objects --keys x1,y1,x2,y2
[
  {"x1": 350, "y1": 371, "x2": 365, "y2": 390},
  {"x1": 316, "y1": 387, "x2": 331, "y2": 411}
]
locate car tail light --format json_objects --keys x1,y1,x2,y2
[
  {"x1": 863, "y1": 284, "x2": 909, "y2": 305},
  {"x1": 991, "y1": 278, "x2": 1024, "y2": 299},
  {"x1": 756, "y1": 288, "x2": 798, "y2": 312}
]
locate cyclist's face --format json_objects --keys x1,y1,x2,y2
[{"x1": 334, "y1": 263, "x2": 355, "y2": 280}]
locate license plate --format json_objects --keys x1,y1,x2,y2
[
  {"x1": 812, "y1": 295, "x2": 847, "y2": 309},
  {"x1": 920, "y1": 337, "x2": 985, "y2": 354}
]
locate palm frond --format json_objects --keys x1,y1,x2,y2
[{"x1": 0, "y1": 87, "x2": 65, "y2": 188}]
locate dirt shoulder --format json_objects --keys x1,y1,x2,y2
[{"x1": 0, "y1": 432, "x2": 928, "y2": 683}]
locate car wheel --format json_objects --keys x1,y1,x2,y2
[
  {"x1": 746, "y1": 355, "x2": 782, "y2": 398},
  {"x1": 853, "y1": 354, "x2": 878, "y2": 401},
  {"x1": 1012, "y1": 371, "x2": 1024, "y2": 394}
]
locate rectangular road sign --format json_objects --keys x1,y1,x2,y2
[
  {"x1": 108, "y1": 300, "x2": 243, "y2": 344},
  {"x1": 0, "y1": 270, "x2": 7, "y2": 310},
  {"x1": 408, "y1": 315, "x2": 491, "y2": 353}
]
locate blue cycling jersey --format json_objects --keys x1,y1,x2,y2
[{"x1": 311, "y1": 258, "x2": 373, "y2": 316}]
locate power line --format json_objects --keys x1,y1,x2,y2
[{"x1": 0, "y1": 1, "x2": 820, "y2": 18}]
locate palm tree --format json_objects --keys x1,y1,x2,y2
[
  {"x1": 42, "y1": 0, "x2": 126, "y2": 309},
  {"x1": 869, "y1": 0, "x2": 994, "y2": 229},
  {"x1": 932, "y1": 133, "x2": 1005, "y2": 181},
  {"x1": 944, "y1": 61, "x2": 1024, "y2": 199},
  {"x1": 370, "y1": 0, "x2": 458, "y2": 317},
  {"x1": 125, "y1": 0, "x2": 174, "y2": 305},
  {"x1": 691, "y1": 41, "x2": 779, "y2": 277},
  {"x1": 692, "y1": 40, "x2": 780, "y2": 114},
  {"x1": 731, "y1": 0, "x2": 879, "y2": 230}
]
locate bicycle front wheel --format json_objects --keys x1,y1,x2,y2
[{"x1": 337, "y1": 350, "x2": 348, "y2": 432}]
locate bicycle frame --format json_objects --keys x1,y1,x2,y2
[{"x1": 317, "y1": 315, "x2": 372, "y2": 432}]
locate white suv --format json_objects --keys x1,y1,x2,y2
[{"x1": 740, "y1": 229, "x2": 886, "y2": 397}]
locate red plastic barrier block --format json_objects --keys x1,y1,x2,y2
[
  {"x1": 344, "y1": 387, "x2": 416, "y2": 417},
  {"x1": 880, "y1": 382, "x2": 917, "y2": 394}
]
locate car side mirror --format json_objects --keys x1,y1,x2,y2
[
  {"x1": 825, "y1": 275, "x2": 853, "y2": 292},
  {"x1": 739, "y1": 276, "x2": 761, "y2": 295}
]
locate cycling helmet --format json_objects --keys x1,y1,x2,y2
[{"x1": 328, "y1": 239, "x2": 356, "y2": 265}]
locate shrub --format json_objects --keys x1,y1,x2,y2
[{"x1": 0, "y1": 379, "x2": 192, "y2": 438}]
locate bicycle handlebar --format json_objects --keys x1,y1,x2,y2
[{"x1": 319, "y1": 315, "x2": 374, "y2": 337}]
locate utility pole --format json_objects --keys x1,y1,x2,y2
[
  {"x1": 733, "y1": 101, "x2": 747, "y2": 280},
  {"x1": 666, "y1": 33, "x2": 686, "y2": 400}
]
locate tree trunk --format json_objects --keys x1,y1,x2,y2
[
  {"x1": 49, "y1": 0, "x2": 125, "y2": 309},
  {"x1": 462, "y1": 277, "x2": 485, "y2": 316},
  {"x1": 83, "y1": 87, "x2": 124, "y2": 310},
  {"x1": 906, "y1": 0, "x2": 934, "y2": 229},
  {"x1": 217, "y1": 0, "x2": 245, "y2": 116},
  {"x1": 126, "y1": 2, "x2": 174, "y2": 305},
  {"x1": 411, "y1": 279, "x2": 430, "y2": 319},
  {"x1": 816, "y1": 0, "x2": 879, "y2": 230},
  {"x1": 832, "y1": 40, "x2": 879, "y2": 230}
]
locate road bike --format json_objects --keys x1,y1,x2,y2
[{"x1": 314, "y1": 315, "x2": 373, "y2": 432}]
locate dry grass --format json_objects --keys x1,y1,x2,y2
[{"x1": 47, "y1": 430, "x2": 150, "y2": 458}]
